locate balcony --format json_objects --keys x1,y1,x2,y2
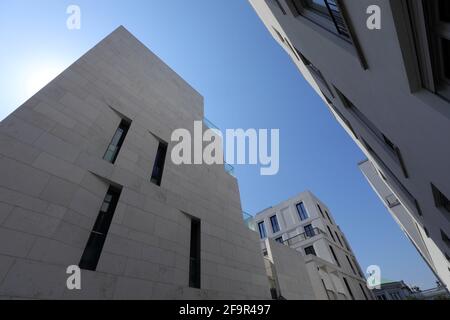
[
  {"x1": 203, "y1": 117, "x2": 235, "y2": 176},
  {"x1": 282, "y1": 227, "x2": 326, "y2": 246}
]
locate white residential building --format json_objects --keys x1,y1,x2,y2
[
  {"x1": 249, "y1": 0, "x2": 450, "y2": 289},
  {"x1": 0, "y1": 26, "x2": 271, "y2": 300},
  {"x1": 252, "y1": 191, "x2": 373, "y2": 300}
]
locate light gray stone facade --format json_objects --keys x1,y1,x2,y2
[{"x1": 0, "y1": 26, "x2": 271, "y2": 300}]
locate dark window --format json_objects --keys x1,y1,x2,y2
[
  {"x1": 424, "y1": 226, "x2": 430, "y2": 238},
  {"x1": 378, "y1": 294, "x2": 387, "y2": 300},
  {"x1": 275, "y1": 237, "x2": 283, "y2": 244},
  {"x1": 317, "y1": 204, "x2": 325, "y2": 218},
  {"x1": 362, "y1": 138, "x2": 422, "y2": 217},
  {"x1": 327, "y1": 226, "x2": 336, "y2": 242},
  {"x1": 337, "y1": 88, "x2": 409, "y2": 178},
  {"x1": 305, "y1": 245, "x2": 316, "y2": 256},
  {"x1": 432, "y1": 183, "x2": 450, "y2": 214},
  {"x1": 442, "y1": 39, "x2": 450, "y2": 79},
  {"x1": 294, "y1": 0, "x2": 351, "y2": 40},
  {"x1": 343, "y1": 277, "x2": 355, "y2": 300},
  {"x1": 151, "y1": 140, "x2": 168, "y2": 186},
  {"x1": 189, "y1": 218, "x2": 201, "y2": 289},
  {"x1": 296, "y1": 202, "x2": 309, "y2": 221},
  {"x1": 441, "y1": 229, "x2": 450, "y2": 249},
  {"x1": 272, "y1": 27, "x2": 285, "y2": 43},
  {"x1": 359, "y1": 283, "x2": 369, "y2": 300},
  {"x1": 346, "y1": 255, "x2": 357, "y2": 275},
  {"x1": 342, "y1": 235, "x2": 351, "y2": 251},
  {"x1": 79, "y1": 185, "x2": 122, "y2": 271},
  {"x1": 335, "y1": 231, "x2": 344, "y2": 247},
  {"x1": 325, "y1": 210, "x2": 332, "y2": 224},
  {"x1": 272, "y1": 0, "x2": 287, "y2": 14},
  {"x1": 304, "y1": 224, "x2": 315, "y2": 238},
  {"x1": 329, "y1": 245, "x2": 340, "y2": 267},
  {"x1": 258, "y1": 221, "x2": 267, "y2": 239},
  {"x1": 382, "y1": 134, "x2": 409, "y2": 178},
  {"x1": 270, "y1": 215, "x2": 280, "y2": 233},
  {"x1": 103, "y1": 119, "x2": 130, "y2": 164}
]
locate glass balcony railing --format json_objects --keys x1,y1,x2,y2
[
  {"x1": 242, "y1": 211, "x2": 256, "y2": 232},
  {"x1": 203, "y1": 117, "x2": 235, "y2": 176}
]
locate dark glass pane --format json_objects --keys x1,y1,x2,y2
[
  {"x1": 442, "y1": 38, "x2": 450, "y2": 80},
  {"x1": 440, "y1": 0, "x2": 450, "y2": 22},
  {"x1": 79, "y1": 232, "x2": 107, "y2": 271},
  {"x1": 103, "y1": 119, "x2": 130, "y2": 164},
  {"x1": 189, "y1": 219, "x2": 201, "y2": 289}
]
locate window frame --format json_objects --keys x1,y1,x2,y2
[
  {"x1": 407, "y1": 0, "x2": 450, "y2": 101},
  {"x1": 288, "y1": 0, "x2": 351, "y2": 42}
]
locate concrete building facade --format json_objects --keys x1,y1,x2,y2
[
  {"x1": 0, "y1": 26, "x2": 271, "y2": 300},
  {"x1": 249, "y1": 0, "x2": 450, "y2": 289},
  {"x1": 252, "y1": 191, "x2": 373, "y2": 300}
]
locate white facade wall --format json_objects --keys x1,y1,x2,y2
[
  {"x1": 0, "y1": 26, "x2": 271, "y2": 300},
  {"x1": 249, "y1": 0, "x2": 450, "y2": 291}
]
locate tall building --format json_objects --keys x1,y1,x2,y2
[
  {"x1": 249, "y1": 0, "x2": 450, "y2": 289},
  {"x1": 359, "y1": 159, "x2": 450, "y2": 288},
  {"x1": 252, "y1": 191, "x2": 373, "y2": 300},
  {"x1": 0, "y1": 26, "x2": 271, "y2": 299}
]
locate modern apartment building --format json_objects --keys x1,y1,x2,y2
[
  {"x1": 249, "y1": 0, "x2": 450, "y2": 289},
  {"x1": 252, "y1": 191, "x2": 373, "y2": 300},
  {"x1": 359, "y1": 159, "x2": 450, "y2": 288},
  {"x1": 0, "y1": 26, "x2": 271, "y2": 299}
]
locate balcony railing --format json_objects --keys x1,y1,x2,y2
[
  {"x1": 282, "y1": 227, "x2": 326, "y2": 246},
  {"x1": 204, "y1": 117, "x2": 235, "y2": 176}
]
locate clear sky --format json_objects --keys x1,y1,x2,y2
[{"x1": 0, "y1": 0, "x2": 438, "y2": 289}]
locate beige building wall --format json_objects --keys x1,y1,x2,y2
[{"x1": 0, "y1": 26, "x2": 270, "y2": 300}]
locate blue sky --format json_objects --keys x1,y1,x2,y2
[{"x1": 0, "y1": 0, "x2": 438, "y2": 289}]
